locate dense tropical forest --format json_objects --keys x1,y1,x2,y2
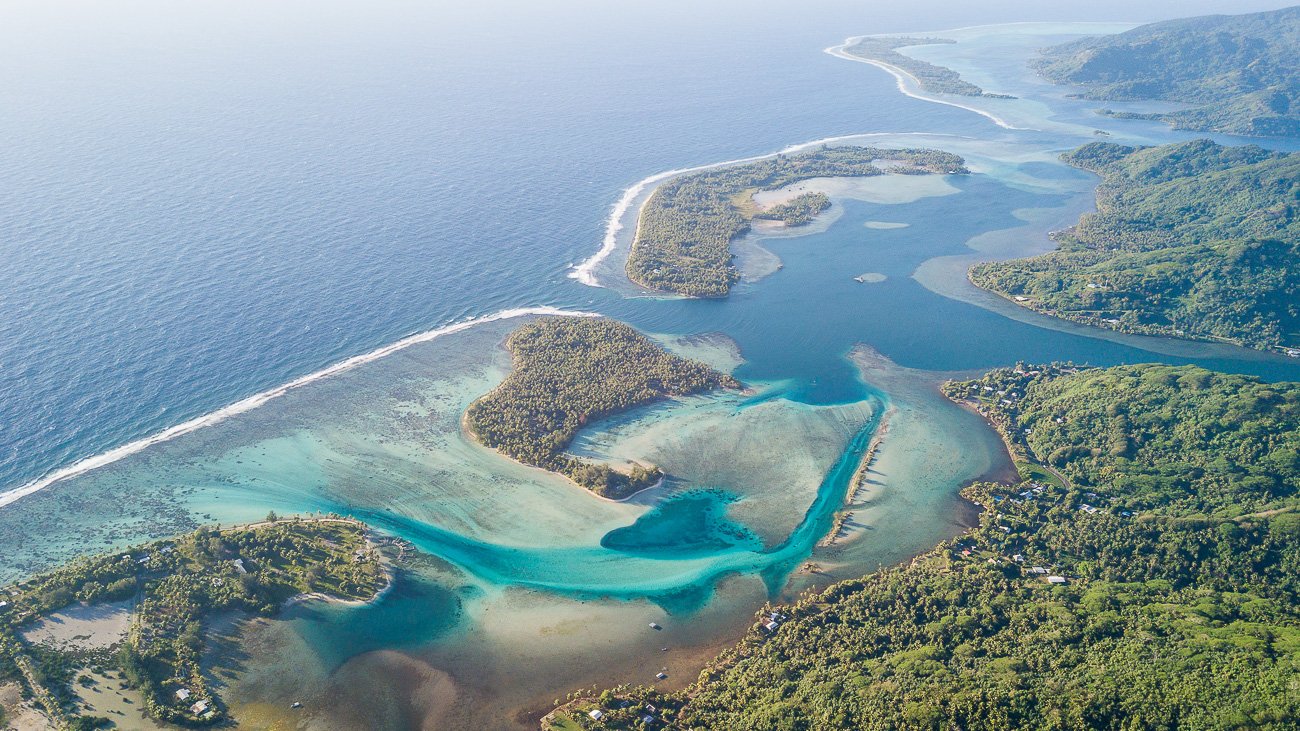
[
  {"x1": 752, "y1": 192, "x2": 831, "y2": 226},
  {"x1": 970, "y1": 139, "x2": 1300, "y2": 352},
  {"x1": 842, "y1": 37, "x2": 1013, "y2": 98},
  {"x1": 1036, "y1": 6, "x2": 1300, "y2": 137},
  {"x1": 0, "y1": 519, "x2": 386, "y2": 728},
  {"x1": 626, "y1": 146, "x2": 967, "y2": 297},
  {"x1": 553, "y1": 363, "x2": 1300, "y2": 730},
  {"x1": 465, "y1": 317, "x2": 739, "y2": 498}
]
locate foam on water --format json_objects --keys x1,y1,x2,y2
[
  {"x1": 9, "y1": 14, "x2": 1300, "y2": 730},
  {"x1": 0, "y1": 307, "x2": 598, "y2": 510}
]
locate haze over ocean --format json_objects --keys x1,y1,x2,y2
[{"x1": 9, "y1": 2, "x2": 1300, "y2": 727}]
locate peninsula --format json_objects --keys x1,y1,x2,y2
[
  {"x1": 626, "y1": 146, "x2": 968, "y2": 297},
  {"x1": 465, "y1": 317, "x2": 739, "y2": 498},
  {"x1": 559, "y1": 363, "x2": 1300, "y2": 729},
  {"x1": 971, "y1": 139, "x2": 1300, "y2": 353},
  {"x1": 0, "y1": 518, "x2": 387, "y2": 729},
  {"x1": 843, "y1": 37, "x2": 1013, "y2": 98},
  {"x1": 1036, "y1": 6, "x2": 1300, "y2": 137}
]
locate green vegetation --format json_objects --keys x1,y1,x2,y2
[
  {"x1": 0, "y1": 519, "x2": 386, "y2": 728},
  {"x1": 626, "y1": 146, "x2": 968, "y2": 297},
  {"x1": 843, "y1": 37, "x2": 1014, "y2": 98},
  {"x1": 1036, "y1": 6, "x2": 1300, "y2": 136},
  {"x1": 465, "y1": 317, "x2": 739, "y2": 498},
  {"x1": 753, "y1": 192, "x2": 830, "y2": 226},
  {"x1": 971, "y1": 139, "x2": 1300, "y2": 351},
  {"x1": 571, "y1": 363, "x2": 1300, "y2": 730}
]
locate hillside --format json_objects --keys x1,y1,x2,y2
[
  {"x1": 970, "y1": 139, "x2": 1300, "y2": 352},
  {"x1": 1036, "y1": 6, "x2": 1300, "y2": 136},
  {"x1": 556, "y1": 363, "x2": 1300, "y2": 730}
]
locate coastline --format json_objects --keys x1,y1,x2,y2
[
  {"x1": 824, "y1": 37, "x2": 1032, "y2": 132},
  {"x1": 975, "y1": 284, "x2": 1287, "y2": 355},
  {"x1": 569, "y1": 131, "x2": 976, "y2": 290},
  {"x1": 818, "y1": 408, "x2": 893, "y2": 547},
  {"x1": 0, "y1": 306, "x2": 601, "y2": 511}
]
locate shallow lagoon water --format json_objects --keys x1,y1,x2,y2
[{"x1": 8, "y1": 12, "x2": 1300, "y2": 730}]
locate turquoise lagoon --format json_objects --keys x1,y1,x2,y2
[{"x1": 6, "y1": 14, "x2": 1300, "y2": 731}]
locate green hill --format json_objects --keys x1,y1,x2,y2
[
  {"x1": 558, "y1": 363, "x2": 1300, "y2": 730},
  {"x1": 1036, "y1": 6, "x2": 1300, "y2": 136},
  {"x1": 970, "y1": 139, "x2": 1300, "y2": 351}
]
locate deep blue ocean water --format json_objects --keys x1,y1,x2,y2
[
  {"x1": 9, "y1": 2, "x2": 1300, "y2": 727},
  {"x1": 5, "y1": 0, "x2": 1298, "y2": 495}
]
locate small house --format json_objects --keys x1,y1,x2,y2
[
  {"x1": 176, "y1": 688, "x2": 191, "y2": 701},
  {"x1": 588, "y1": 709, "x2": 605, "y2": 721},
  {"x1": 190, "y1": 700, "x2": 210, "y2": 715},
  {"x1": 764, "y1": 620, "x2": 779, "y2": 632},
  {"x1": 1047, "y1": 576, "x2": 1067, "y2": 584}
]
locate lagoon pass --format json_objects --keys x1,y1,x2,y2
[{"x1": 2, "y1": 3, "x2": 1300, "y2": 729}]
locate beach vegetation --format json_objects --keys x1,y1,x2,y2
[
  {"x1": 843, "y1": 37, "x2": 1014, "y2": 98},
  {"x1": 626, "y1": 145, "x2": 967, "y2": 297},
  {"x1": 465, "y1": 317, "x2": 739, "y2": 499},
  {"x1": 577, "y1": 363, "x2": 1300, "y2": 729},
  {"x1": 0, "y1": 519, "x2": 385, "y2": 728},
  {"x1": 971, "y1": 139, "x2": 1300, "y2": 351}
]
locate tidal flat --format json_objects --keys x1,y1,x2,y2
[{"x1": 8, "y1": 18, "x2": 1300, "y2": 731}]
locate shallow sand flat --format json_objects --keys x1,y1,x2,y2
[
  {"x1": 70, "y1": 671, "x2": 171, "y2": 731},
  {"x1": 21, "y1": 599, "x2": 132, "y2": 650},
  {"x1": 569, "y1": 388, "x2": 878, "y2": 546},
  {"x1": 864, "y1": 220, "x2": 908, "y2": 229},
  {"x1": 793, "y1": 346, "x2": 1010, "y2": 588},
  {"x1": 752, "y1": 174, "x2": 960, "y2": 209},
  {"x1": 0, "y1": 316, "x2": 650, "y2": 584},
  {"x1": 0, "y1": 681, "x2": 55, "y2": 731},
  {"x1": 222, "y1": 571, "x2": 768, "y2": 731},
  {"x1": 649, "y1": 331, "x2": 745, "y2": 376}
]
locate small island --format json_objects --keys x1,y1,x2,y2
[
  {"x1": 1035, "y1": 6, "x2": 1300, "y2": 137},
  {"x1": 557, "y1": 362, "x2": 1300, "y2": 729},
  {"x1": 970, "y1": 139, "x2": 1300, "y2": 353},
  {"x1": 465, "y1": 317, "x2": 740, "y2": 498},
  {"x1": 0, "y1": 518, "x2": 388, "y2": 729},
  {"x1": 626, "y1": 146, "x2": 968, "y2": 297},
  {"x1": 843, "y1": 37, "x2": 1014, "y2": 98}
]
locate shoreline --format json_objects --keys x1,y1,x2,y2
[
  {"x1": 818, "y1": 408, "x2": 893, "y2": 547},
  {"x1": 0, "y1": 306, "x2": 601, "y2": 511},
  {"x1": 569, "y1": 132, "x2": 975, "y2": 290},
  {"x1": 462, "y1": 399, "x2": 698, "y2": 506},
  {"x1": 975, "y1": 283, "x2": 1292, "y2": 355},
  {"x1": 824, "y1": 38, "x2": 1032, "y2": 132}
]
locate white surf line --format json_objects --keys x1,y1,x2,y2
[
  {"x1": 573, "y1": 21, "x2": 1126, "y2": 288},
  {"x1": 825, "y1": 37, "x2": 1034, "y2": 132},
  {"x1": 569, "y1": 131, "x2": 975, "y2": 288},
  {"x1": 0, "y1": 306, "x2": 600, "y2": 510},
  {"x1": 569, "y1": 155, "x2": 775, "y2": 288}
]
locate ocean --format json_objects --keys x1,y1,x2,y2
[{"x1": 3, "y1": 1, "x2": 1300, "y2": 728}]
